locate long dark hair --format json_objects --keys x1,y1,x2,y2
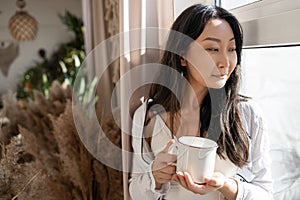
[{"x1": 148, "y1": 4, "x2": 249, "y2": 167}]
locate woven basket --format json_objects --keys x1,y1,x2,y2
[{"x1": 9, "y1": 10, "x2": 38, "y2": 41}]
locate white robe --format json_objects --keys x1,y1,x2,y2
[{"x1": 129, "y1": 100, "x2": 273, "y2": 200}]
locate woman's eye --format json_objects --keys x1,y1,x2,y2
[
  {"x1": 206, "y1": 48, "x2": 219, "y2": 52},
  {"x1": 229, "y1": 47, "x2": 236, "y2": 52}
]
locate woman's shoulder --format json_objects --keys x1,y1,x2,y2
[
  {"x1": 133, "y1": 101, "x2": 147, "y2": 118},
  {"x1": 238, "y1": 97, "x2": 267, "y2": 139},
  {"x1": 132, "y1": 99, "x2": 160, "y2": 137},
  {"x1": 238, "y1": 97, "x2": 265, "y2": 122},
  {"x1": 132, "y1": 100, "x2": 150, "y2": 133}
]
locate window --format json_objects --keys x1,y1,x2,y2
[
  {"x1": 217, "y1": 0, "x2": 261, "y2": 10},
  {"x1": 241, "y1": 46, "x2": 300, "y2": 139},
  {"x1": 240, "y1": 46, "x2": 300, "y2": 199}
]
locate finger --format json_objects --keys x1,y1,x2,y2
[
  {"x1": 204, "y1": 177, "x2": 217, "y2": 186},
  {"x1": 163, "y1": 139, "x2": 175, "y2": 153},
  {"x1": 157, "y1": 177, "x2": 172, "y2": 184},
  {"x1": 204, "y1": 174, "x2": 223, "y2": 187},
  {"x1": 153, "y1": 155, "x2": 176, "y2": 172},
  {"x1": 184, "y1": 172, "x2": 198, "y2": 188},
  {"x1": 172, "y1": 174, "x2": 178, "y2": 181},
  {"x1": 185, "y1": 174, "x2": 218, "y2": 195},
  {"x1": 154, "y1": 171, "x2": 173, "y2": 180},
  {"x1": 160, "y1": 165, "x2": 176, "y2": 174},
  {"x1": 184, "y1": 172, "x2": 208, "y2": 191},
  {"x1": 158, "y1": 153, "x2": 177, "y2": 164},
  {"x1": 155, "y1": 176, "x2": 169, "y2": 184},
  {"x1": 176, "y1": 171, "x2": 188, "y2": 188},
  {"x1": 153, "y1": 160, "x2": 176, "y2": 172}
]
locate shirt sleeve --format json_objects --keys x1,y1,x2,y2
[
  {"x1": 236, "y1": 101, "x2": 274, "y2": 199},
  {"x1": 129, "y1": 102, "x2": 170, "y2": 200},
  {"x1": 129, "y1": 156, "x2": 170, "y2": 200}
]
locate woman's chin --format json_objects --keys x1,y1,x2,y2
[{"x1": 207, "y1": 80, "x2": 226, "y2": 89}]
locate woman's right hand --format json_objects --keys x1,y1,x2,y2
[{"x1": 152, "y1": 139, "x2": 177, "y2": 189}]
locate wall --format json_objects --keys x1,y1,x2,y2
[
  {"x1": 173, "y1": 0, "x2": 215, "y2": 19},
  {"x1": 0, "y1": 0, "x2": 82, "y2": 94}
]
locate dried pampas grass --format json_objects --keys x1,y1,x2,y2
[{"x1": 0, "y1": 81, "x2": 123, "y2": 199}]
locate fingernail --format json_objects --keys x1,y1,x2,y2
[{"x1": 183, "y1": 172, "x2": 189, "y2": 177}]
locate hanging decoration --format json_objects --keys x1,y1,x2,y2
[
  {"x1": 9, "y1": 0, "x2": 38, "y2": 41},
  {"x1": 0, "y1": 40, "x2": 19, "y2": 76}
]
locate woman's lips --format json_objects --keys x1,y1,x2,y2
[{"x1": 212, "y1": 74, "x2": 228, "y2": 79}]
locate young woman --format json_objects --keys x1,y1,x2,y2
[{"x1": 129, "y1": 4, "x2": 273, "y2": 200}]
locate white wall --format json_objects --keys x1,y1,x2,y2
[
  {"x1": 0, "y1": 0, "x2": 82, "y2": 94},
  {"x1": 173, "y1": 0, "x2": 215, "y2": 19}
]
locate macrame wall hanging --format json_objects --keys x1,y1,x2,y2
[
  {"x1": 9, "y1": 0, "x2": 38, "y2": 41},
  {"x1": 0, "y1": 40, "x2": 19, "y2": 77}
]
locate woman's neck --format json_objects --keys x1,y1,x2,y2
[
  {"x1": 181, "y1": 83, "x2": 208, "y2": 110},
  {"x1": 170, "y1": 84, "x2": 207, "y2": 137}
]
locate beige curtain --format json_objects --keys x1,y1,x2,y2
[
  {"x1": 119, "y1": 1, "x2": 174, "y2": 199},
  {"x1": 82, "y1": 0, "x2": 119, "y2": 116},
  {"x1": 82, "y1": 0, "x2": 174, "y2": 199}
]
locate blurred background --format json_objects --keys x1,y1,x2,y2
[{"x1": 0, "y1": 0, "x2": 299, "y2": 199}]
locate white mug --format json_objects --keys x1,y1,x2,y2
[{"x1": 170, "y1": 136, "x2": 218, "y2": 184}]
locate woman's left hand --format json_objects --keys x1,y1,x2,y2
[{"x1": 172, "y1": 171, "x2": 226, "y2": 195}]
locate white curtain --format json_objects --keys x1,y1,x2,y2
[
  {"x1": 119, "y1": 1, "x2": 174, "y2": 199},
  {"x1": 81, "y1": 0, "x2": 120, "y2": 117}
]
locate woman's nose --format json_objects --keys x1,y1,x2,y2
[{"x1": 217, "y1": 53, "x2": 230, "y2": 68}]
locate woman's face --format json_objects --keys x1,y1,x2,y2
[{"x1": 181, "y1": 18, "x2": 237, "y2": 90}]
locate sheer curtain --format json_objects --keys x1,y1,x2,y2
[
  {"x1": 81, "y1": 0, "x2": 119, "y2": 117},
  {"x1": 119, "y1": 1, "x2": 174, "y2": 199},
  {"x1": 81, "y1": 0, "x2": 173, "y2": 198}
]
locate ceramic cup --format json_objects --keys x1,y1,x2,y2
[{"x1": 169, "y1": 136, "x2": 218, "y2": 184}]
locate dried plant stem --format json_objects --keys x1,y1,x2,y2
[
  {"x1": 11, "y1": 169, "x2": 42, "y2": 200},
  {"x1": 0, "y1": 143, "x2": 5, "y2": 159}
]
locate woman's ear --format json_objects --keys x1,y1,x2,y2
[{"x1": 180, "y1": 57, "x2": 188, "y2": 67}]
